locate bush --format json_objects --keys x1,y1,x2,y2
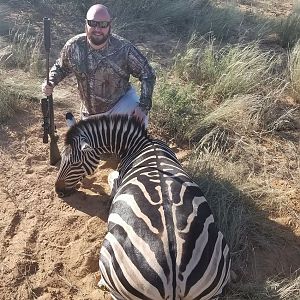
[
  {"x1": 152, "y1": 78, "x2": 200, "y2": 142},
  {"x1": 0, "y1": 23, "x2": 44, "y2": 75},
  {"x1": 174, "y1": 38, "x2": 279, "y2": 100},
  {"x1": 276, "y1": 13, "x2": 300, "y2": 49},
  {"x1": 0, "y1": 84, "x2": 26, "y2": 123}
]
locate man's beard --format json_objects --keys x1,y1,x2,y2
[{"x1": 89, "y1": 28, "x2": 111, "y2": 46}]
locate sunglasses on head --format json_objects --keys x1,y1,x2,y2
[{"x1": 86, "y1": 20, "x2": 111, "y2": 28}]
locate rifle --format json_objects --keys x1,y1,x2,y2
[{"x1": 41, "y1": 17, "x2": 61, "y2": 166}]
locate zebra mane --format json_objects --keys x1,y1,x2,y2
[{"x1": 64, "y1": 114, "x2": 148, "y2": 146}]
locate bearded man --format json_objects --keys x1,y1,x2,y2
[{"x1": 42, "y1": 4, "x2": 156, "y2": 124}]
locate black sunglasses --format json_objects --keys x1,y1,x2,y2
[{"x1": 86, "y1": 20, "x2": 111, "y2": 28}]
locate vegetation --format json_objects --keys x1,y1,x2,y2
[
  {"x1": 275, "y1": 13, "x2": 300, "y2": 48},
  {"x1": 288, "y1": 41, "x2": 300, "y2": 101},
  {"x1": 0, "y1": 22, "x2": 44, "y2": 74},
  {"x1": 0, "y1": 0, "x2": 299, "y2": 299},
  {"x1": 0, "y1": 80, "x2": 38, "y2": 123},
  {"x1": 0, "y1": 84, "x2": 21, "y2": 123}
]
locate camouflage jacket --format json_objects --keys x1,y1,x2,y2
[{"x1": 49, "y1": 33, "x2": 156, "y2": 114}]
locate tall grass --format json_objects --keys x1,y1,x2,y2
[
  {"x1": 0, "y1": 84, "x2": 27, "y2": 123},
  {"x1": 210, "y1": 44, "x2": 277, "y2": 100},
  {"x1": 12, "y1": 0, "x2": 289, "y2": 45},
  {"x1": 174, "y1": 37, "x2": 279, "y2": 100},
  {"x1": 154, "y1": 34, "x2": 294, "y2": 146},
  {"x1": 187, "y1": 118, "x2": 300, "y2": 299},
  {"x1": 275, "y1": 13, "x2": 300, "y2": 48},
  {"x1": 36, "y1": 0, "x2": 244, "y2": 41},
  {"x1": 288, "y1": 41, "x2": 300, "y2": 102},
  {"x1": 1, "y1": 23, "x2": 44, "y2": 75},
  {"x1": 161, "y1": 36, "x2": 289, "y2": 146}
]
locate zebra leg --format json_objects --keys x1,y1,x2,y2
[{"x1": 108, "y1": 170, "x2": 119, "y2": 197}]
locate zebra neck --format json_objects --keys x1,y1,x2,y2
[
  {"x1": 73, "y1": 116, "x2": 149, "y2": 156},
  {"x1": 84, "y1": 135, "x2": 150, "y2": 159}
]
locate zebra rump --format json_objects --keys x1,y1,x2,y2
[{"x1": 57, "y1": 114, "x2": 231, "y2": 300}]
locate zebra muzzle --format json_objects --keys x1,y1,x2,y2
[
  {"x1": 55, "y1": 180, "x2": 75, "y2": 198},
  {"x1": 56, "y1": 188, "x2": 75, "y2": 198}
]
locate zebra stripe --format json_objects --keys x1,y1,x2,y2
[{"x1": 55, "y1": 115, "x2": 231, "y2": 299}]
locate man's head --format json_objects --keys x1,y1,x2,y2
[{"x1": 85, "y1": 4, "x2": 111, "y2": 49}]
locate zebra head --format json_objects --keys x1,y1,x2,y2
[
  {"x1": 55, "y1": 112, "x2": 98, "y2": 197},
  {"x1": 55, "y1": 134, "x2": 96, "y2": 197},
  {"x1": 55, "y1": 113, "x2": 147, "y2": 197}
]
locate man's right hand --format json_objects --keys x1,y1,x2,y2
[{"x1": 42, "y1": 81, "x2": 54, "y2": 96}]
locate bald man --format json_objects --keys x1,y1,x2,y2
[{"x1": 42, "y1": 4, "x2": 156, "y2": 124}]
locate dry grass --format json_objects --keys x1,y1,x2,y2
[
  {"x1": 288, "y1": 41, "x2": 300, "y2": 102},
  {"x1": 174, "y1": 37, "x2": 281, "y2": 100},
  {"x1": 0, "y1": 23, "x2": 44, "y2": 75}
]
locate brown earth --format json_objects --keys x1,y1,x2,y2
[
  {"x1": 0, "y1": 76, "x2": 113, "y2": 299},
  {"x1": 0, "y1": 1, "x2": 299, "y2": 300}
]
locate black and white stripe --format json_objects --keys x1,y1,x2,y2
[{"x1": 56, "y1": 115, "x2": 231, "y2": 299}]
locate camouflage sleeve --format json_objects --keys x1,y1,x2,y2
[
  {"x1": 127, "y1": 45, "x2": 156, "y2": 111},
  {"x1": 48, "y1": 42, "x2": 73, "y2": 86}
]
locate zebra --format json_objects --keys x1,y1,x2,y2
[{"x1": 55, "y1": 114, "x2": 231, "y2": 300}]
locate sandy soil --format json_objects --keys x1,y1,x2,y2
[{"x1": 0, "y1": 81, "x2": 115, "y2": 299}]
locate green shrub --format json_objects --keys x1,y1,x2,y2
[{"x1": 152, "y1": 78, "x2": 201, "y2": 142}]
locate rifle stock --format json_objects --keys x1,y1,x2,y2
[{"x1": 41, "y1": 17, "x2": 61, "y2": 166}]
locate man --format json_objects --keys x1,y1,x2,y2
[{"x1": 42, "y1": 4, "x2": 156, "y2": 124}]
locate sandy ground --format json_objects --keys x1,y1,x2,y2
[{"x1": 0, "y1": 83, "x2": 115, "y2": 299}]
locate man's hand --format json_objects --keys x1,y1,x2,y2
[{"x1": 42, "y1": 81, "x2": 54, "y2": 96}]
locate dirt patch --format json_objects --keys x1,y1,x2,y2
[
  {"x1": 0, "y1": 96, "x2": 113, "y2": 299},
  {"x1": 217, "y1": 0, "x2": 293, "y2": 16}
]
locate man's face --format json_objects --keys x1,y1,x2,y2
[{"x1": 86, "y1": 20, "x2": 111, "y2": 46}]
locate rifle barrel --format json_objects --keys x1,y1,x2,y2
[{"x1": 42, "y1": 17, "x2": 61, "y2": 165}]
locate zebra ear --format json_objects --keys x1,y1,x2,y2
[
  {"x1": 80, "y1": 140, "x2": 93, "y2": 152},
  {"x1": 66, "y1": 112, "x2": 76, "y2": 128}
]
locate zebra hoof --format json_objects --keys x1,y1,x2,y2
[{"x1": 97, "y1": 277, "x2": 109, "y2": 291}]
